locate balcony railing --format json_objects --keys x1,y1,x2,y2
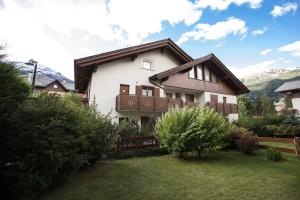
[
  {"x1": 116, "y1": 95, "x2": 192, "y2": 112},
  {"x1": 116, "y1": 95, "x2": 238, "y2": 114},
  {"x1": 206, "y1": 102, "x2": 238, "y2": 115}
]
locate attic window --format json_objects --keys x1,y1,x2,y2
[
  {"x1": 143, "y1": 59, "x2": 152, "y2": 70},
  {"x1": 53, "y1": 84, "x2": 58, "y2": 89}
]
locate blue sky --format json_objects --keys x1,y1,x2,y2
[{"x1": 0, "y1": 0, "x2": 299, "y2": 79}]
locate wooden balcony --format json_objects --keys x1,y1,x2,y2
[
  {"x1": 206, "y1": 102, "x2": 238, "y2": 115},
  {"x1": 116, "y1": 95, "x2": 194, "y2": 112},
  {"x1": 116, "y1": 95, "x2": 238, "y2": 114}
]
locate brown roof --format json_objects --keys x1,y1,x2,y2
[
  {"x1": 149, "y1": 53, "x2": 250, "y2": 94},
  {"x1": 74, "y1": 38, "x2": 193, "y2": 92}
]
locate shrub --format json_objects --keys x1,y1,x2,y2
[
  {"x1": 264, "y1": 124, "x2": 300, "y2": 138},
  {"x1": 0, "y1": 94, "x2": 116, "y2": 199},
  {"x1": 116, "y1": 119, "x2": 141, "y2": 137},
  {"x1": 266, "y1": 147, "x2": 282, "y2": 162},
  {"x1": 237, "y1": 132, "x2": 258, "y2": 154},
  {"x1": 155, "y1": 106, "x2": 229, "y2": 158}
]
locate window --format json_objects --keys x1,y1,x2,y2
[
  {"x1": 188, "y1": 67, "x2": 195, "y2": 78},
  {"x1": 175, "y1": 93, "x2": 181, "y2": 99},
  {"x1": 204, "y1": 66, "x2": 210, "y2": 81},
  {"x1": 119, "y1": 117, "x2": 129, "y2": 124},
  {"x1": 143, "y1": 59, "x2": 152, "y2": 70},
  {"x1": 211, "y1": 72, "x2": 217, "y2": 83},
  {"x1": 223, "y1": 97, "x2": 227, "y2": 104},
  {"x1": 185, "y1": 94, "x2": 194, "y2": 102},
  {"x1": 142, "y1": 86, "x2": 153, "y2": 96},
  {"x1": 166, "y1": 93, "x2": 172, "y2": 98},
  {"x1": 197, "y1": 64, "x2": 203, "y2": 80},
  {"x1": 53, "y1": 84, "x2": 58, "y2": 89}
]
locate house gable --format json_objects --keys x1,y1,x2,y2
[
  {"x1": 150, "y1": 54, "x2": 249, "y2": 95},
  {"x1": 74, "y1": 38, "x2": 192, "y2": 92}
]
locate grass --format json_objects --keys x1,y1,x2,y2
[
  {"x1": 259, "y1": 141, "x2": 295, "y2": 149},
  {"x1": 43, "y1": 150, "x2": 300, "y2": 200}
]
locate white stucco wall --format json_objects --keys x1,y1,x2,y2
[
  {"x1": 204, "y1": 92, "x2": 238, "y2": 122},
  {"x1": 292, "y1": 98, "x2": 300, "y2": 116},
  {"x1": 89, "y1": 50, "x2": 181, "y2": 122}
]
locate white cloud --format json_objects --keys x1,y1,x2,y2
[
  {"x1": 177, "y1": 17, "x2": 247, "y2": 45},
  {"x1": 196, "y1": 0, "x2": 263, "y2": 10},
  {"x1": 229, "y1": 60, "x2": 276, "y2": 78},
  {"x1": 252, "y1": 26, "x2": 268, "y2": 36},
  {"x1": 260, "y1": 48, "x2": 272, "y2": 55},
  {"x1": 0, "y1": 0, "x2": 202, "y2": 78},
  {"x1": 271, "y1": 2, "x2": 298, "y2": 17},
  {"x1": 278, "y1": 41, "x2": 300, "y2": 56}
]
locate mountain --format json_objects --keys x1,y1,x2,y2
[
  {"x1": 242, "y1": 68, "x2": 300, "y2": 100},
  {"x1": 12, "y1": 61, "x2": 74, "y2": 84}
]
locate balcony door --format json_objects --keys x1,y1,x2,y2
[
  {"x1": 120, "y1": 84, "x2": 129, "y2": 95},
  {"x1": 142, "y1": 86, "x2": 154, "y2": 97}
]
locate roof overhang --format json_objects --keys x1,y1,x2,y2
[{"x1": 74, "y1": 38, "x2": 193, "y2": 92}]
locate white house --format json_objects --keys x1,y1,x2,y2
[
  {"x1": 74, "y1": 39, "x2": 249, "y2": 127},
  {"x1": 275, "y1": 80, "x2": 300, "y2": 116}
]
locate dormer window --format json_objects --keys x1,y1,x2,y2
[{"x1": 143, "y1": 59, "x2": 152, "y2": 70}]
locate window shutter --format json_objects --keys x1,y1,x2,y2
[
  {"x1": 154, "y1": 88, "x2": 160, "y2": 97},
  {"x1": 135, "y1": 85, "x2": 142, "y2": 96}
]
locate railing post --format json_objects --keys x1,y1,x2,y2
[{"x1": 295, "y1": 137, "x2": 300, "y2": 156}]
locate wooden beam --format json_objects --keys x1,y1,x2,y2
[{"x1": 131, "y1": 54, "x2": 138, "y2": 61}]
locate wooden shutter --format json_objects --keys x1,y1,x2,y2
[
  {"x1": 120, "y1": 84, "x2": 129, "y2": 95},
  {"x1": 210, "y1": 94, "x2": 218, "y2": 104},
  {"x1": 135, "y1": 85, "x2": 142, "y2": 96},
  {"x1": 154, "y1": 88, "x2": 160, "y2": 97}
]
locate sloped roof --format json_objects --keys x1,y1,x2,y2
[
  {"x1": 22, "y1": 74, "x2": 74, "y2": 91},
  {"x1": 74, "y1": 38, "x2": 193, "y2": 92},
  {"x1": 149, "y1": 53, "x2": 250, "y2": 94},
  {"x1": 275, "y1": 80, "x2": 300, "y2": 92}
]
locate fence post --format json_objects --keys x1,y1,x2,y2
[{"x1": 295, "y1": 137, "x2": 300, "y2": 156}]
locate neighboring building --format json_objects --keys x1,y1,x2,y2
[
  {"x1": 22, "y1": 73, "x2": 74, "y2": 96},
  {"x1": 275, "y1": 80, "x2": 300, "y2": 116},
  {"x1": 74, "y1": 39, "x2": 249, "y2": 126}
]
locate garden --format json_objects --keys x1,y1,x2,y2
[{"x1": 1, "y1": 60, "x2": 300, "y2": 200}]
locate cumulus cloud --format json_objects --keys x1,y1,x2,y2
[
  {"x1": 271, "y1": 2, "x2": 298, "y2": 17},
  {"x1": 278, "y1": 41, "x2": 300, "y2": 56},
  {"x1": 252, "y1": 26, "x2": 268, "y2": 36},
  {"x1": 0, "y1": 0, "x2": 202, "y2": 78},
  {"x1": 260, "y1": 48, "x2": 272, "y2": 55},
  {"x1": 229, "y1": 60, "x2": 276, "y2": 78},
  {"x1": 196, "y1": 0, "x2": 263, "y2": 10},
  {"x1": 177, "y1": 17, "x2": 247, "y2": 45}
]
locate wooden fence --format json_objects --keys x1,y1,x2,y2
[
  {"x1": 233, "y1": 134, "x2": 300, "y2": 156},
  {"x1": 115, "y1": 136, "x2": 159, "y2": 152}
]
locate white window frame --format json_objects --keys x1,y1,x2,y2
[{"x1": 142, "y1": 58, "x2": 152, "y2": 70}]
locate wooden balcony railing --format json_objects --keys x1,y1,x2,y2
[
  {"x1": 116, "y1": 95, "x2": 238, "y2": 114},
  {"x1": 206, "y1": 102, "x2": 238, "y2": 115}
]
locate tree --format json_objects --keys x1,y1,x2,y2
[
  {"x1": 238, "y1": 95, "x2": 253, "y2": 118},
  {"x1": 0, "y1": 43, "x2": 7, "y2": 61},
  {"x1": 283, "y1": 95, "x2": 293, "y2": 109},
  {"x1": 260, "y1": 95, "x2": 275, "y2": 116}
]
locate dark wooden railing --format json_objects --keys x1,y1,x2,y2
[
  {"x1": 206, "y1": 102, "x2": 238, "y2": 115},
  {"x1": 116, "y1": 95, "x2": 238, "y2": 114}
]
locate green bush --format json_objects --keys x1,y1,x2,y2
[
  {"x1": 238, "y1": 114, "x2": 286, "y2": 137},
  {"x1": 266, "y1": 147, "x2": 282, "y2": 162},
  {"x1": 264, "y1": 124, "x2": 300, "y2": 138},
  {"x1": 0, "y1": 94, "x2": 116, "y2": 199},
  {"x1": 155, "y1": 106, "x2": 229, "y2": 158},
  {"x1": 237, "y1": 132, "x2": 258, "y2": 154}
]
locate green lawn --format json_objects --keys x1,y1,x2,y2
[
  {"x1": 259, "y1": 141, "x2": 295, "y2": 149},
  {"x1": 43, "y1": 150, "x2": 300, "y2": 200}
]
